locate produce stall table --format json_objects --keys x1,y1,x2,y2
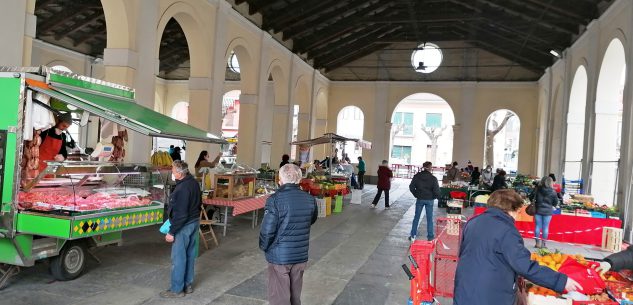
[
  {"x1": 440, "y1": 186, "x2": 490, "y2": 206},
  {"x1": 203, "y1": 195, "x2": 270, "y2": 236},
  {"x1": 474, "y1": 207, "x2": 622, "y2": 246}
]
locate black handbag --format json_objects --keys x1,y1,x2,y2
[{"x1": 526, "y1": 202, "x2": 536, "y2": 216}]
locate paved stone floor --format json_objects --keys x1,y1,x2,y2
[{"x1": 1, "y1": 180, "x2": 614, "y2": 305}]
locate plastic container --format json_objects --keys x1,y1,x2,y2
[
  {"x1": 435, "y1": 217, "x2": 464, "y2": 257},
  {"x1": 434, "y1": 254, "x2": 458, "y2": 297}
]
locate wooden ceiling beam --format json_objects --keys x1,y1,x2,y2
[
  {"x1": 470, "y1": 40, "x2": 546, "y2": 73},
  {"x1": 292, "y1": 6, "x2": 401, "y2": 53},
  {"x1": 248, "y1": 0, "x2": 283, "y2": 15},
  {"x1": 322, "y1": 43, "x2": 391, "y2": 72},
  {"x1": 263, "y1": 0, "x2": 340, "y2": 32},
  {"x1": 458, "y1": 23, "x2": 552, "y2": 59},
  {"x1": 55, "y1": 11, "x2": 104, "y2": 40},
  {"x1": 472, "y1": 0, "x2": 577, "y2": 35},
  {"x1": 282, "y1": 0, "x2": 388, "y2": 41},
  {"x1": 309, "y1": 25, "x2": 396, "y2": 60},
  {"x1": 511, "y1": 0, "x2": 587, "y2": 23},
  {"x1": 39, "y1": 9, "x2": 86, "y2": 34}
]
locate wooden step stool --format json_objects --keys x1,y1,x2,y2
[{"x1": 199, "y1": 207, "x2": 219, "y2": 250}]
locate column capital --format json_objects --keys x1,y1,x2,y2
[
  {"x1": 103, "y1": 48, "x2": 139, "y2": 69},
  {"x1": 274, "y1": 105, "x2": 289, "y2": 114},
  {"x1": 188, "y1": 77, "x2": 212, "y2": 91},
  {"x1": 240, "y1": 94, "x2": 258, "y2": 105},
  {"x1": 25, "y1": 13, "x2": 36, "y2": 38}
]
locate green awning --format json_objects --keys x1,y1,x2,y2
[{"x1": 29, "y1": 85, "x2": 226, "y2": 144}]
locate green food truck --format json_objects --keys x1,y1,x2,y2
[{"x1": 0, "y1": 67, "x2": 225, "y2": 289}]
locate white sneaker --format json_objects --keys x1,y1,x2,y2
[
  {"x1": 408, "y1": 236, "x2": 416, "y2": 242},
  {"x1": 370, "y1": 204, "x2": 376, "y2": 209},
  {"x1": 384, "y1": 206, "x2": 391, "y2": 210}
]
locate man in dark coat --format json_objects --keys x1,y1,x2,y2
[
  {"x1": 454, "y1": 189, "x2": 581, "y2": 305},
  {"x1": 597, "y1": 246, "x2": 633, "y2": 275},
  {"x1": 260, "y1": 164, "x2": 318, "y2": 305},
  {"x1": 408, "y1": 161, "x2": 440, "y2": 241},
  {"x1": 161, "y1": 161, "x2": 202, "y2": 298},
  {"x1": 371, "y1": 160, "x2": 393, "y2": 209}
]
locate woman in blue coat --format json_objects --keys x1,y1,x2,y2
[{"x1": 454, "y1": 189, "x2": 581, "y2": 305}]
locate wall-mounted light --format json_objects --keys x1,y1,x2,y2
[{"x1": 549, "y1": 50, "x2": 561, "y2": 58}]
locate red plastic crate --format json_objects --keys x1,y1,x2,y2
[
  {"x1": 435, "y1": 217, "x2": 464, "y2": 256},
  {"x1": 572, "y1": 301, "x2": 618, "y2": 305},
  {"x1": 409, "y1": 240, "x2": 435, "y2": 304},
  {"x1": 434, "y1": 254, "x2": 458, "y2": 298}
]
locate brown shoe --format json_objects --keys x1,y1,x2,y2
[
  {"x1": 160, "y1": 290, "x2": 185, "y2": 298},
  {"x1": 185, "y1": 285, "x2": 194, "y2": 294}
]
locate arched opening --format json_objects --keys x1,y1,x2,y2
[
  {"x1": 50, "y1": 65, "x2": 73, "y2": 73},
  {"x1": 222, "y1": 90, "x2": 241, "y2": 160},
  {"x1": 390, "y1": 93, "x2": 455, "y2": 168},
  {"x1": 336, "y1": 106, "x2": 364, "y2": 161},
  {"x1": 158, "y1": 18, "x2": 190, "y2": 80},
  {"x1": 171, "y1": 101, "x2": 189, "y2": 123},
  {"x1": 484, "y1": 109, "x2": 520, "y2": 172},
  {"x1": 563, "y1": 66, "x2": 588, "y2": 183},
  {"x1": 34, "y1": 0, "x2": 107, "y2": 57},
  {"x1": 592, "y1": 38, "x2": 626, "y2": 206}
]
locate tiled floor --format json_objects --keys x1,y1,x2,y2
[{"x1": 0, "y1": 180, "x2": 615, "y2": 305}]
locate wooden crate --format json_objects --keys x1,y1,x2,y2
[{"x1": 602, "y1": 227, "x2": 623, "y2": 253}]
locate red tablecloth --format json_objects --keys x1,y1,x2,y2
[
  {"x1": 473, "y1": 207, "x2": 622, "y2": 246},
  {"x1": 203, "y1": 195, "x2": 270, "y2": 216}
]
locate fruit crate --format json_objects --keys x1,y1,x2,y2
[
  {"x1": 433, "y1": 254, "x2": 458, "y2": 298},
  {"x1": 435, "y1": 217, "x2": 464, "y2": 257},
  {"x1": 408, "y1": 240, "x2": 435, "y2": 304}
]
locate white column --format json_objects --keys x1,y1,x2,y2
[
  {"x1": 236, "y1": 93, "x2": 260, "y2": 167},
  {"x1": 187, "y1": 77, "x2": 214, "y2": 164},
  {"x1": 209, "y1": 0, "x2": 230, "y2": 141},
  {"x1": 455, "y1": 83, "x2": 476, "y2": 165},
  {"x1": 369, "y1": 82, "x2": 389, "y2": 177},
  {"x1": 0, "y1": 1, "x2": 35, "y2": 66}
]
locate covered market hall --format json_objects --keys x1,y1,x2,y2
[{"x1": 1, "y1": 0, "x2": 633, "y2": 304}]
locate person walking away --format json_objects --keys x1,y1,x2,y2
[
  {"x1": 595, "y1": 245, "x2": 633, "y2": 275},
  {"x1": 279, "y1": 154, "x2": 290, "y2": 168},
  {"x1": 170, "y1": 147, "x2": 182, "y2": 161},
  {"x1": 454, "y1": 189, "x2": 581, "y2": 305},
  {"x1": 469, "y1": 167, "x2": 481, "y2": 186},
  {"x1": 490, "y1": 170, "x2": 507, "y2": 192},
  {"x1": 408, "y1": 161, "x2": 440, "y2": 241},
  {"x1": 161, "y1": 161, "x2": 202, "y2": 298},
  {"x1": 357, "y1": 156, "x2": 366, "y2": 189},
  {"x1": 446, "y1": 161, "x2": 459, "y2": 182},
  {"x1": 480, "y1": 165, "x2": 494, "y2": 189},
  {"x1": 371, "y1": 160, "x2": 393, "y2": 209},
  {"x1": 260, "y1": 164, "x2": 318, "y2": 305},
  {"x1": 534, "y1": 176, "x2": 558, "y2": 249}
]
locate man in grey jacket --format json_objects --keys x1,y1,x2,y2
[
  {"x1": 260, "y1": 164, "x2": 318, "y2": 305},
  {"x1": 408, "y1": 161, "x2": 440, "y2": 241}
]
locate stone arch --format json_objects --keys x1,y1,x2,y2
[
  {"x1": 390, "y1": 90, "x2": 458, "y2": 124},
  {"x1": 226, "y1": 37, "x2": 257, "y2": 94},
  {"x1": 563, "y1": 65, "x2": 588, "y2": 181},
  {"x1": 484, "y1": 109, "x2": 521, "y2": 171},
  {"x1": 267, "y1": 60, "x2": 287, "y2": 106},
  {"x1": 337, "y1": 106, "x2": 364, "y2": 160},
  {"x1": 101, "y1": 0, "x2": 129, "y2": 49},
  {"x1": 46, "y1": 60, "x2": 79, "y2": 73},
  {"x1": 156, "y1": 2, "x2": 210, "y2": 77},
  {"x1": 591, "y1": 37, "x2": 627, "y2": 206},
  {"x1": 390, "y1": 93, "x2": 456, "y2": 166},
  {"x1": 294, "y1": 75, "x2": 311, "y2": 111}
]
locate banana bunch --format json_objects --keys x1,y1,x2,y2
[{"x1": 151, "y1": 151, "x2": 174, "y2": 167}]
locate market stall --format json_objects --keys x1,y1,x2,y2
[
  {"x1": 291, "y1": 132, "x2": 372, "y2": 176},
  {"x1": 0, "y1": 67, "x2": 226, "y2": 288},
  {"x1": 474, "y1": 207, "x2": 622, "y2": 246},
  {"x1": 201, "y1": 163, "x2": 275, "y2": 236}
]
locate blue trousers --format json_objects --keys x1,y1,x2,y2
[
  {"x1": 534, "y1": 214, "x2": 552, "y2": 240},
  {"x1": 411, "y1": 199, "x2": 435, "y2": 240},
  {"x1": 171, "y1": 220, "x2": 199, "y2": 293}
]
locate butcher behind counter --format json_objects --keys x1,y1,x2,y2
[{"x1": 38, "y1": 112, "x2": 72, "y2": 171}]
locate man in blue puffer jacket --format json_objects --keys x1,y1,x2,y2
[{"x1": 260, "y1": 164, "x2": 318, "y2": 305}]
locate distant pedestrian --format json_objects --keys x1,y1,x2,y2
[
  {"x1": 170, "y1": 146, "x2": 182, "y2": 161},
  {"x1": 280, "y1": 154, "x2": 290, "y2": 168},
  {"x1": 260, "y1": 164, "x2": 318, "y2": 305},
  {"x1": 357, "y1": 156, "x2": 366, "y2": 189},
  {"x1": 490, "y1": 170, "x2": 507, "y2": 192},
  {"x1": 408, "y1": 161, "x2": 440, "y2": 241},
  {"x1": 371, "y1": 160, "x2": 393, "y2": 209},
  {"x1": 161, "y1": 161, "x2": 201, "y2": 298}
]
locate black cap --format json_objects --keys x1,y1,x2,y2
[{"x1": 57, "y1": 112, "x2": 73, "y2": 124}]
